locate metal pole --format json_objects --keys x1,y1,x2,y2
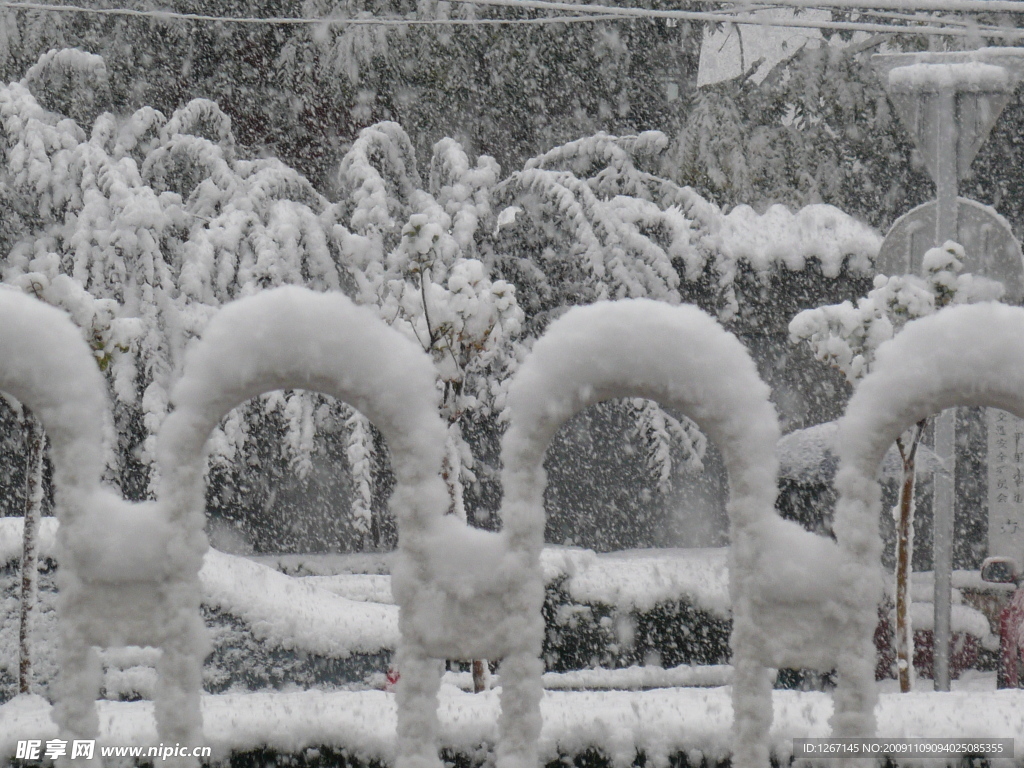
[
  {"x1": 934, "y1": 87, "x2": 959, "y2": 245},
  {"x1": 933, "y1": 409, "x2": 955, "y2": 691},
  {"x1": 932, "y1": 85, "x2": 957, "y2": 693}
]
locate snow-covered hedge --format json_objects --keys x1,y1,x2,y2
[
  {"x1": 0, "y1": 519, "x2": 734, "y2": 704},
  {"x1": 0, "y1": 519, "x2": 396, "y2": 702}
]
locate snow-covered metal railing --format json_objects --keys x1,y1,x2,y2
[
  {"x1": 498, "y1": 299, "x2": 795, "y2": 768},
  {"x1": 24, "y1": 282, "x2": 956, "y2": 768},
  {"x1": 0, "y1": 290, "x2": 110, "y2": 764},
  {"x1": 159, "y1": 287, "x2": 451, "y2": 768},
  {"x1": 14, "y1": 285, "x2": 450, "y2": 767},
  {"x1": 0, "y1": 289, "x2": 206, "y2": 766},
  {"x1": 392, "y1": 296, "x2": 837, "y2": 768},
  {"x1": 832, "y1": 302, "x2": 1024, "y2": 755}
]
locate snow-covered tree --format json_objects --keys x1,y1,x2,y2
[
  {"x1": 334, "y1": 121, "x2": 524, "y2": 525},
  {"x1": 0, "y1": 51, "x2": 356, "y2": 550},
  {"x1": 666, "y1": 37, "x2": 1024, "y2": 244},
  {"x1": 0, "y1": 44, "x2": 884, "y2": 559},
  {"x1": 0, "y1": 51, "x2": 706, "y2": 554},
  {"x1": 294, "y1": 3, "x2": 695, "y2": 174},
  {"x1": 1, "y1": 51, "x2": 176, "y2": 492},
  {"x1": 789, "y1": 241, "x2": 1005, "y2": 691},
  {"x1": 329, "y1": 121, "x2": 526, "y2": 691},
  {"x1": 489, "y1": 130, "x2": 714, "y2": 490},
  {"x1": 0, "y1": 50, "x2": 129, "y2": 690},
  {"x1": 670, "y1": 87, "x2": 755, "y2": 207},
  {"x1": 149, "y1": 98, "x2": 350, "y2": 494}
]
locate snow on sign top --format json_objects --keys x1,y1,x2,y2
[
  {"x1": 888, "y1": 62, "x2": 1011, "y2": 93},
  {"x1": 874, "y1": 50, "x2": 1024, "y2": 185}
]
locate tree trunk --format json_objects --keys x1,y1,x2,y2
[
  {"x1": 19, "y1": 410, "x2": 45, "y2": 695},
  {"x1": 472, "y1": 659, "x2": 488, "y2": 693},
  {"x1": 895, "y1": 419, "x2": 926, "y2": 693}
]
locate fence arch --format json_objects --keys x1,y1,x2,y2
[
  {"x1": 832, "y1": 302, "x2": 1024, "y2": 744},
  {"x1": 0, "y1": 291, "x2": 111, "y2": 752},
  {"x1": 29, "y1": 285, "x2": 967, "y2": 768},
  {"x1": 497, "y1": 299, "x2": 790, "y2": 768},
  {"x1": 153, "y1": 286, "x2": 451, "y2": 764}
]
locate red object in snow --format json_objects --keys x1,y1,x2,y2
[
  {"x1": 385, "y1": 665, "x2": 400, "y2": 692},
  {"x1": 980, "y1": 556, "x2": 1024, "y2": 688},
  {"x1": 997, "y1": 584, "x2": 1024, "y2": 687},
  {"x1": 873, "y1": 604, "x2": 978, "y2": 681}
]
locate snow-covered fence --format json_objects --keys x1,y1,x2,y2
[
  {"x1": 0, "y1": 290, "x2": 112, "y2": 761},
  {"x1": 496, "y1": 299, "x2": 801, "y2": 768},
  {"x1": 159, "y1": 287, "x2": 451, "y2": 767},
  {"x1": 14, "y1": 282, "x2": 943, "y2": 768},
  {"x1": 0, "y1": 285, "x2": 449, "y2": 767},
  {"x1": 0, "y1": 289, "x2": 214, "y2": 766},
  {"x1": 0, "y1": 289, "x2": 204, "y2": 764},
  {"x1": 832, "y1": 302, "x2": 1024, "y2": 748},
  {"x1": 391, "y1": 298, "x2": 809, "y2": 768}
]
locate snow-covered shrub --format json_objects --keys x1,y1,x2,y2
[
  {"x1": 540, "y1": 579, "x2": 730, "y2": 673},
  {"x1": 0, "y1": 56, "x2": 350, "y2": 552},
  {"x1": 335, "y1": 122, "x2": 524, "y2": 523},
  {"x1": 202, "y1": 607, "x2": 390, "y2": 695},
  {"x1": 489, "y1": 133, "x2": 712, "y2": 491},
  {"x1": 791, "y1": 242, "x2": 1005, "y2": 385}
]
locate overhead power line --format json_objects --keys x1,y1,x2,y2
[
  {"x1": 445, "y1": 0, "x2": 1024, "y2": 38},
  {"x1": 0, "y1": 1, "x2": 639, "y2": 25},
  {"x1": 1, "y1": 0, "x2": 1024, "y2": 38},
  {"x1": 731, "y1": 0, "x2": 1024, "y2": 15}
]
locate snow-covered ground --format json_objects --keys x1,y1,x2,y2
[
  {"x1": 3, "y1": 679, "x2": 1023, "y2": 767},
  {"x1": 443, "y1": 664, "x2": 737, "y2": 692}
]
